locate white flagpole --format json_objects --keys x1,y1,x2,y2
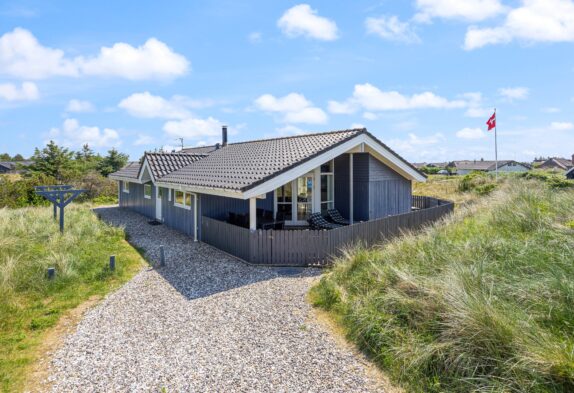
[{"x1": 494, "y1": 108, "x2": 498, "y2": 180}]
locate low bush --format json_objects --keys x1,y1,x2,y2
[{"x1": 310, "y1": 179, "x2": 574, "y2": 392}]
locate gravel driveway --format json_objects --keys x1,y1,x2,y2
[{"x1": 46, "y1": 207, "x2": 383, "y2": 392}]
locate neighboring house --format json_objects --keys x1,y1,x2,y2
[
  {"x1": 537, "y1": 156, "x2": 574, "y2": 172},
  {"x1": 413, "y1": 162, "x2": 448, "y2": 169},
  {"x1": 448, "y1": 160, "x2": 530, "y2": 175},
  {"x1": 566, "y1": 167, "x2": 574, "y2": 180},
  {"x1": 0, "y1": 160, "x2": 33, "y2": 174},
  {"x1": 109, "y1": 127, "x2": 454, "y2": 265}
]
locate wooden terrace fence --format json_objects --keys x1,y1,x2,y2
[{"x1": 201, "y1": 196, "x2": 454, "y2": 266}]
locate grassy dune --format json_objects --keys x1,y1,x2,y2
[
  {"x1": 311, "y1": 180, "x2": 574, "y2": 392},
  {"x1": 0, "y1": 205, "x2": 144, "y2": 392}
]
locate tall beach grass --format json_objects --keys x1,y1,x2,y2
[
  {"x1": 0, "y1": 205, "x2": 144, "y2": 392},
  {"x1": 311, "y1": 180, "x2": 574, "y2": 392}
]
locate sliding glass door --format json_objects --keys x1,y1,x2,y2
[{"x1": 296, "y1": 174, "x2": 313, "y2": 222}]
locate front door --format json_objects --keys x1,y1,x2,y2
[{"x1": 155, "y1": 187, "x2": 162, "y2": 220}]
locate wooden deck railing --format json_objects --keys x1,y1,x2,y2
[{"x1": 201, "y1": 196, "x2": 454, "y2": 266}]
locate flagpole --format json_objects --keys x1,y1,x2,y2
[{"x1": 494, "y1": 108, "x2": 498, "y2": 180}]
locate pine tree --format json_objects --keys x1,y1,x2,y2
[
  {"x1": 28, "y1": 141, "x2": 74, "y2": 181},
  {"x1": 97, "y1": 148, "x2": 128, "y2": 177}
]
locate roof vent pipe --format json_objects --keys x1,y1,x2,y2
[{"x1": 222, "y1": 125, "x2": 228, "y2": 147}]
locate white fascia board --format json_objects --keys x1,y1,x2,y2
[
  {"x1": 243, "y1": 133, "x2": 425, "y2": 199},
  {"x1": 138, "y1": 159, "x2": 154, "y2": 183},
  {"x1": 108, "y1": 175, "x2": 143, "y2": 184},
  {"x1": 154, "y1": 181, "x2": 244, "y2": 199},
  {"x1": 362, "y1": 134, "x2": 426, "y2": 182}
]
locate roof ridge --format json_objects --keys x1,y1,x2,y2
[{"x1": 182, "y1": 128, "x2": 366, "y2": 150}]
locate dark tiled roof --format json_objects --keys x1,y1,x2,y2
[
  {"x1": 160, "y1": 129, "x2": 364, "y2": 191},
  {"x1": 0, "y1": 160, "x2": 33, "y2": 170},
  {"x1": 180, "y1": 145, "x2": 220, "y2": 155},
  {"x1": 451, "y1": 160, "x2": 528, "y2": 171},
  {"x1": 143, "y1": 152, "x2": 206, "y2": 180},
  {"x1": 111, "y1": 161, "x2": 141, "y2": 179}
]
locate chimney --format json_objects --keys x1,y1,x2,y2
[{"x1": 222, "y1": 125, "x2": 228, "y2": 147}]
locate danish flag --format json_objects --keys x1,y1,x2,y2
[{"x1": 486, "y1": 112, "x2": 496, "y2": 131}]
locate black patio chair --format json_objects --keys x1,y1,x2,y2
[
  {"x1": 308, "y1": 212, "x2": 342, "y2": 230},
  {"x1": 327, "y1": 209, "x2": 350, "y2": 225}
]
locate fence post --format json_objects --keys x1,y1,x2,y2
[
  {"x1": 47, "y1": 267, "x2": 55, "y2": 280},
  {"x1": 109, "y1": 255, "x2": 116, "y2": 271},
  {"x1": 159, "y1": 245, "x2": 166, "y2": 267}
]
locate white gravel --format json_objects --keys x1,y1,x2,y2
[{"x1": 47, "y1": 207, "x2": 383, "y2": 392}]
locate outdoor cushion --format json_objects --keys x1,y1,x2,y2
[
  {"x1": 308, "y1": 212, "x2": 342, "y2": 230},
  {"x1": 327, "y1": 209, "x2": 350, "y2": 225}
]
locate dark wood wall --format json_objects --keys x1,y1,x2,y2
[{"x1": 119, "y1": 181, "x2": 155, "y2": 219}]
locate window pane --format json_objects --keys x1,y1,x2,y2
[
  {"x1": 297, "y1": 203, "x2": 312, "y2": 221},
  {"x1": 144, "y1": 184, "x2": 152, "y2": 197},
  {"x1": 185, "y1": 193, "x2": 192, "y2": 207},
  {"x1": 277, "y1": 182, "x2": 292, "y2": 203},
  {"x1": 277, "y1": 203, "x2": 292, "y2": 220},
  {"x1": 321, "y1": 174, "x2": 334, "y2": 203},
  {"x1": 175, "y1": 191, "x2": 184, "y2": 205},
  {"x1": 320, "y1": 161, "x2": 332, "y2": 173}
]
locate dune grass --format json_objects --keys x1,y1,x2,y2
[
  {"x1": 0, "y1": 205, "x2": 144, "y2": 392},
  {"x1": 310, "y1": 179, "x2": 574, "y2": 392}
]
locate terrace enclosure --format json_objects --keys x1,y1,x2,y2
[{"x1": 110, "y1": 128, "x2": 453, "y2": 266}]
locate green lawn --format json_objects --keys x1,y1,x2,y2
[
  {"x1": 310, "y1": 179, "x2": 574, "y2": 392},
  {"x1": 0, "y1": 205, "x2": 144, "y2": 392}
]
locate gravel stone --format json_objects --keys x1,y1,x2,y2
[{"x1": 47, "y1": 207, "x2": 383, "y2": 392}]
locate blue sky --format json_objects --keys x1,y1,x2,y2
[{"x1": 0, "y1": 0, "x2": 573, "y2": 162}]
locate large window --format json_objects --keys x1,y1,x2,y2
[
  {"x1": 174, "y1": 190, "x2": 192, "y2": 209},
  {"x1": 144, "y1": 184, "x2": 152, "y2": 199},
  {"x1": 122, "y1": 181, "x2": 129, "y2": 193},
  {"x1": 276, "y1": 182, "x2": 292, "y2": 220},
  {"x1": 296, "y1": 174, "x2": 313, "y2": 221},
  {"x1": 320, "y1": 161, "x2": 334, "y2": 215}
]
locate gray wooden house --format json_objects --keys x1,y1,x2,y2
[
  {"x1": 110, "y1": 128, "x2": 452, "y2": 265},
  {"x1": 448, "y1": 159, "x2": 530, "y2": 175}
]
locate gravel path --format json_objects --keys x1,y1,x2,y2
[{"x1": 46, "y1": 207, "x2": 382, "y2": 392}]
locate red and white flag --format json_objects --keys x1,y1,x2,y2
[{"x1": 486, "y1": 112, "x2": 496, "y2": 131}]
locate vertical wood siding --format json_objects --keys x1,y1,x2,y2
[
  {"x1": 201, "y1": 197, "x2": 454, "y2": 266},
  {"x1": 161, "y1": 188, "x2": 196, "y2": 238},
  {"x1": 119, "y1": 181, "x2": 155, "y2": 219}
]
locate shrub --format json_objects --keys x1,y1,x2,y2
[{"x1": 458, "y1": 171, "x2": 497, "y2": 195}]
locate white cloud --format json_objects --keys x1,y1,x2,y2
[
  {"x1": 461, "y1": 92, "x2": 493, "y2": 117},
  {"x1": 134, "y1": 134, "x2": 155, "y2": 146},
  {"x1": 464, "y1": 0, "x2": 574, "y2": 50},
  {"x1": 388, "y1": 132, "x2": 445, "y2": 154},
  {"x1": 550, "y1": 121, "x2": 574, "y2": 130},
  {"x1": 49, "y1": 118, "x2": 120, "y2": 148},
  {"x1": 362, "y1": 112, "x2": 378, "y2": 120},
  {"x1": 248, "y1": 32, "x2": 262, "y2": 43},
  {"x1": 66, "y1": 99, "x2": 94, "y2": 113},
  {"x1": 456, "y1": 127, "x2": 487, "y2": 139},
  {"x1": 350, "y1": 123, "x2": 365, "y2": 129},
  {"x1": 365, "y1": 15, "x2": 420, "y2": 43},
  {"x1": 498, "y1": 87, "x2": 529, "y2": 100},
  {"x1": 0, "y1": 28, "x2": 189, "y2": 80},
  {"x1": 542, "y1": 107, "x2": 560, "y2": 113},
  {"x1": 0, "y1": 81, "x2": 39, "y2": 101},
  {"x1": 328, "y1": 83, "x2": 466, "y2": 114},
  {"x1": 163, "y1": 116, "x2": 222, "y2": 139},
  {"x1": 78, "y1": 38, "x2": 189, "y2": 80},
  {"x1": 274, "y1": 125, "x2": 308, "y2": 137},
  {"x1": 254, "y1": 93, "x2": 328, "y2": 124},
  {"x1": 414, "y1": 0, "x2": 505, "y2": 22},
  {"x1": 277, "y1": 4, "x2": 338, "y2": 41},
  {"x1": 118, "y1": 92, "x2": 191, "y2": 119}
]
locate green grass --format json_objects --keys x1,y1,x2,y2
[
  {"x1": 310, "y1": 179, "x2": 574, "y2": 392},
  {"x1": 0, "y1": 204, "x2": 145, "y2": 392}
]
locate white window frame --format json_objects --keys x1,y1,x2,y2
[
  {"x1": 122, "y1": 181, "x2": 130, "y2": 193},
  {"x1": 144, "y1": 184, "x2": 152, "y2": 199},
  {"x1": 174, "y1": 190, "x2": 192, "y2": 210},
  {"x1": 320, "y1": 159, "x2": 335, "y2": 214}
]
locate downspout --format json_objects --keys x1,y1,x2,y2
[{"x1": 190, "y1": 192, "x2": 198, "y2": 242}]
